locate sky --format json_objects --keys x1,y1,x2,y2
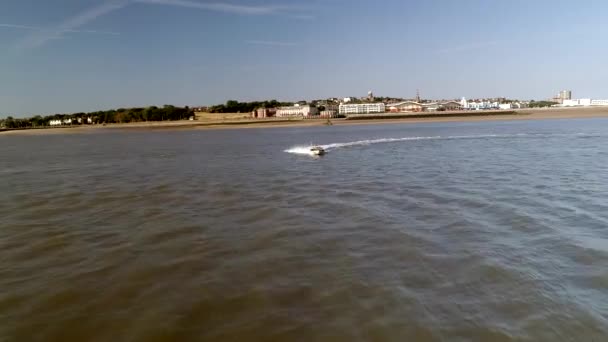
[{"x1": 1, "y1": 0, "x2": 608, "y2": 116}]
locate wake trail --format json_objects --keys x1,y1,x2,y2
[{"x1": 284, "y1": 132, "x2": 601, "y2": 155}]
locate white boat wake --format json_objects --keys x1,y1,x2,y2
[
  {"x1": 283, "y1": 132, "x2": 588, "y2": 155},
  {"x1": 285, "y1": 147, "x2": 320, "y2": 155}
]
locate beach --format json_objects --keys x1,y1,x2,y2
[{"x1": 2, "y1": 106, "x2": 608, "y2": 136}]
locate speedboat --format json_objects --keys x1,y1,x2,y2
[{"x1": 310, "y1": 146, "x2": 326, "y2": 156}]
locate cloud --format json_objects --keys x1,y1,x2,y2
[
  {"x1": 134, "y1": 0, "x2": 287, "y2": 15},
  {"x1": 15, "y1": 0, "x2": 128, "y2": 50},
  {"x1": 12, "y1": 0, "x2": 312, "y2": 50},
  {"x1": 0, "y1": 23, "x2": 119, "y2": 35},
  {"x1": 246, "y1": 40, "x2": 297, "y2": 47}
]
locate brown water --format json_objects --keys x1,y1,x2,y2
[{"x1": 1, "y1": 119, "x2": 608, "y2": 341}]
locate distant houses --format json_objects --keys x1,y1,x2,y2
[
  {"x1": 242, "y1": 93, "x2": 535, "y2": 120},
  {"x1": 387, "y1": 101, "x2": 462, "y2": 113},
  {"x1": 49, "y1": 117, "x2": 93, "y2": 126},
  {"x1": 461, "y1": 98, "x2": 528, "y2": 110}
]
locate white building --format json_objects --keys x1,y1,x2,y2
[
  {"x1": 467, "y1": 101, "x2": 499, "y2": 110},
  {"x1": 461, "y1": 97, "x2": 468, "y2": 109},
  {"x1": 461, "y1": 98, "x2": 499, "y2": 110},
  {"x1": 591, "y1": 99, "x2": 608, "y2": 106},
  {"x1": 275, "y1": 104, "x2": 318, "y2": 117},
  {"x1": 563, "y1": 99, "x2": 592, "y2": 107},
  {"x1": 49, "y1": 119, "x2": 63, "y2": 126},
  {"x1": 339, "y1": 103, "x2": 386, "y2": 115}
]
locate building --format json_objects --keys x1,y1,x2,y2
[
  {"x1": 252, "y1": 108, "x2": 277, "y2": 118},
  {"x1": 499, "y1": 103, "x2": 527, "y2": 110},
  {"x1": 339, "y1": 103, "x2": 386, "y2": 115},
  {"x1": 388, "y1": 102, "x2": 423, "y2": 112},
  {"x1": 560, "y1": 90, "x2": 572, "y2": 101},
  {"x1": 552, "y1": 90, "x2": 572, "y2": 104},
  {"x1": 387, "y1": 101, "x2": 462, "y2": 113},
  {"x1": 422, "y1": 102, "x2": 440, "y2": 111},
  {"x1": 580, "y1": 98, "x2": 592, "y2": 106},
  {"x1": 276, "y1": 104, "x2": 318, "y2": 117},
  {"x1": 317, "y1": 104, "x2": 339, "y2": 112},
  {"x1": 461, "y1": 97, "x2": 469, "y2": 109},
  {"x1": 48, "y1": 118, "x2": 75, "y2": 126},
  {"x1": 501, "y1": 103, "x2": 526, "y2": 110},
  {"x1": 320, "y1": 110, "x2": 339, "y2": 118},
  {"x1": 591, "y1": 99, "x2": 608, "y2": 106},
  {"x1": 466, "y1": 101, "x2": 499, "y2": 110},
  {"x1": 561, "y1": 98, "x2": 608, "y2": 107},
  {"x1": 438, "y1": 101, "x2": 462, "y2": 111},
  {"x1": 563, "y1": 99, "x2": 592, "y2": 106}
]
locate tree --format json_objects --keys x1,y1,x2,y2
[
  {"x1": 5, "y1": 116, "x2": 15, "y2": 128},
  {"x1": 30, "y1": 115, "x2": 44, "y2": 127}
]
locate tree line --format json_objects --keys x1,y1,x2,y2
[
  {"x1": 0, "y1": 105, "x2": 194, "y2": 129},
  {"x1": 208, "y1": 100, "x2": 293, "y2": 113},
  {"x1": 528, "y1": 101, "x2": 558, "y2": 108}
]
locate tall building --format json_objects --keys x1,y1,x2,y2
[
  {"x1": 560, "y1": 90, "x2": 572, "y2": 101},
  {"x1": 553, "y1": 90, "x2": 572, "y2": 104}
]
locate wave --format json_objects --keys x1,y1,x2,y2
[{"x1": 284, "y1": 132, "x2": 602, "y2": 155}]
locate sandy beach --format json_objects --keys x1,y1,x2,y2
[{"x1": 3, "y1": 106, "x2": 608, "y2": 136}]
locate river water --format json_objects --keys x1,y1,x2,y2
[{"x1": 1, "y1": 118, "x2": 607, "y2": 341}]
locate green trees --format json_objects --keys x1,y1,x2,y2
[
  {"x1": 88, "y1": 106, "x2": 192, "y2": 123},
  {"x1": 1, "y1": 116, "x2": 35, "y2": 129},
  {"x1": 528, "y1": 101, "x2": 558, "y2": 108},
  {"x1": 208, "y1": 100, "x2": 293, "y2": 113},
  {"x1": 0, "y1": 105, "x2": 194, "y2": 129},
  {"x1": 30, "y1": 115, "x2": 44, "y2": 127}
]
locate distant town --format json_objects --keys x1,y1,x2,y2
[
  {"x1": 197, "y1": 89, "x2": 608, "y2": 120},
  {"x1": 1, "y1": 90, "x2": 607, "y2": 130}
]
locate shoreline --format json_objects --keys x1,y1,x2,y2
[{"x1": 3, "y1": 106, "x2": 608, "y2": 136}]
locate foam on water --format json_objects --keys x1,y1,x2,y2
[
  {"x1": 284, "y1": 146, "x2": 318, "y2": 155},
  {"x1": 284, "y1": 132, "x2": 603, "y2": 155},
  {"x1": 285, "y1": 133, "x2": 525, "y2": 155}
]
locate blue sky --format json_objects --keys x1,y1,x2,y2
[{"x1": 1, "y1": 0, "x2": 607, "y2": 116}]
